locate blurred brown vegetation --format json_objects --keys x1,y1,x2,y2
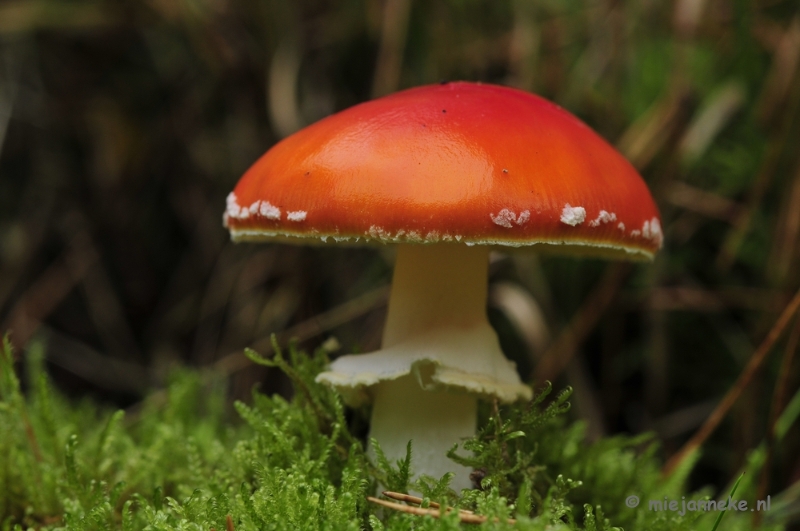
[{"x1": 1, "y1": 0, "x2": 799, "y2": 500}]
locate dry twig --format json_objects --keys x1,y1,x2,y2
[
  {"x1": 124, "y1": 286, "x2": 389, "y2": 423},
  {"x1": 533, "y1": 264, "x2": 631, "y2": 383},
  {"x1": 213, "y1": 285, "x2": 390, "y2": 376},
  {"x1": 368, "y1": 491, "x2": 516, "y2": 525},
  {"x1": 662, "y1": 287, "x2": 800, "y2": 476},
  {"x1": 756, "y1": 314, "x2": 800, "y2": 524},
  {"x1": 382, "y1": 491, "x2": 475, "y2": 515}
]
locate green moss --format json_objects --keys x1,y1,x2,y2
[{"x1": 0, "y1": 336, "x2": 787, "y2": 530}]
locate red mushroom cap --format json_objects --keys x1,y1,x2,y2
[{"x1": 225, "y1": 82, "x2": 662, "y2": 259}]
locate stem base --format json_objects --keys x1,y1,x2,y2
[{"x1": 369, "y1": 374, "x2": 476, "y2": 492}]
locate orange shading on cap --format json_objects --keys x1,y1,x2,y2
[{"x1": 225, "y1": 82, "x2": 661, "y2": 259}]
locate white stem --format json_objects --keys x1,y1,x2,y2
[
  {"x1": 381, "y1": 245, "x2": 490, "y2": 347},
  {"x1": 370, "y1": 375, "x2": 476, "y2": 491},
  {"x1": 318, "y1": 244, "x2": 531, "y2": 490},
  {"x1": 370, "y1": 245, "x2": 490, "y2": 491}
]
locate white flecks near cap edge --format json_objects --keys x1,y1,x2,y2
[
  {"x1": 560, "y1": 204, "x2": 586, "y2": 226},
  {"x1": 588, "y1": 210, "x2": 617, "y2": 227},
  {"x1": 228, "y1": 192, "x2": 663, "y2": 249},
  {"x1": 490, "y1": 210, "x2": 514, "y2": 228},
  {"x1": 260, "y1": 201, "x2": 281, "y2": 220},
  {"x1": 225, "y1": 193, "x2": 283, "y2": 221},
  {"x1": 368, "y1": 225, "x2": 386, "y2": 240},
  {"x1": 641, "y1": 217, "x2": 663, "y2": 246},
  {"x1": 491, "y1": 208, "x2": 530, "y2": 228},
  {"x1": 624, "y1": 217, "x2": 663, "y2": 246},
  {"x1": 367, "y1": 226, "x2": 459, "y2": 244},
  {"x1": 226, "y1": 193, "x2": 241, "y2": 219}
]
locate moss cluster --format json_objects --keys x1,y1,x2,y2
[{"x1": 0, "y1": 337, "x2": 786, "y2": 530}]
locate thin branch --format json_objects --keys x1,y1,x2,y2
[
  {"x1": 662, "y1": 287, "x2": 800, "y2": 476},
  {"x1": 756, "y1": 313, "x2": 800, "y2": 523},
  {"x1": 533, "y1": 264, "x2": 631, "y2": 383},
  {"x1": 382, "y1": 491, "x2": 475, "y2": 515},
  {"x1": 367, "y1": 495, "x2": 515, "y2": 525},
  {"x1": 371, "y1": 0, "x2": 412, "y2": 98},
  {"x1": 124, "y1": 286, "x2": 389, "y2": 424},
  {"x1": 2, "y1": 250, "x2": 94, "y2": 353},
  {"x1": 213, "y1": 285, "x2": 389, "y2": 376}
]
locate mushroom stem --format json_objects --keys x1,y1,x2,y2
[
  {"x1": 370, "y1": 374, "x2": 477, "y2": 491},
  {"x1": 318, "y1": 244, "x2": 530, "y2": 489},
  {"x1": 382, "y1": 244, "x2": 491, "y2": 348},
  {"x1": 370, "y1": 244, "x2": 490, "y2": 491}
]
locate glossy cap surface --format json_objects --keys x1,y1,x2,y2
[{"x1": 225, "y1": 82, "x2": 662, "y2": 259}]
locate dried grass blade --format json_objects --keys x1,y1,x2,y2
[
  {"x1": 381, "y1": 491, "x2": 475, "y2": 514},
  {"x1": 663, "y1": 287, "x2": 800, "y2": 476}
]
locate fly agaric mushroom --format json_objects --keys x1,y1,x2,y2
[{"x1": 224, "y1": 82, "x2": 661, "y2": 490}]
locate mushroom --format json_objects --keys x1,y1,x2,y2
[{"x1": 224, "y1": 82, "x2": 661, "y2": 491}]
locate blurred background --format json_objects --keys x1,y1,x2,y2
[{"x1": 1, "y1": 0, "x2": 799, "y2": 504}]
